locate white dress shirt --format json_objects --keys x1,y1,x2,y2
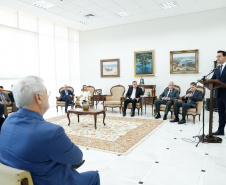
[{"x1": 130, "y1": 88, "x2": 136, "y2": 99}]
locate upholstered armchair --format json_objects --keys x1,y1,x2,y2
[
  {"x1": 56, "y1": 86, "x2": 74, "y2": 112},
  {"x1": 178, "y1": 85, "x2": 205, "y2": 124},
  {"x1": 156, "y1": 85, "x2": 181, "y2": 118},
  {"x1": 0, "y1": 162, "x2": 34, "y2": 185},
  {"x1": 121, "y1": 86, "x2": 145, "y2": 115},
  {"x1": 104, "y1": 85, "x2": 125, "y2": 113},
  {"x1": 75, "y1": 86, "x2": 95, "y2": 108}
]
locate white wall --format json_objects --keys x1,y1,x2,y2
[{"x1": 79, "y1": 8, "x2": 226, "y2": 98}]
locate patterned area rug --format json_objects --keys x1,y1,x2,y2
[{"x1": 47, "y1": 115, "x2": 165, "y2": 155}]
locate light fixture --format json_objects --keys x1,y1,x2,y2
[
  {"x1": 80, "y1": 20, "x2": 94, "y2": 25},
  {"x1": 159, "y1": 1, "x2": 178, "y2": 9},
  {"x1": 115, "y1": 11, "x2": 129, "y2": 17},
  {"x1": 32, "y1": 1, "x2": 55, "y2": 9}
]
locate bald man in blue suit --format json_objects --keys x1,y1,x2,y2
[{"x1": 0, "y1": 76, "x2": 100, "y2": 185}]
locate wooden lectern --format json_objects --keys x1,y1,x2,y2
[{"x1": 200, "y1": 79, "x2": 226, "y2": 143}]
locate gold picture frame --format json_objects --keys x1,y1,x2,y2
[
  {"x1": 134, "y1": 50, "x2": 155, "y2": 77},
  {"x1": 100, "y1": 58, "x2": 120, "y2": 77},
  {"x1": 170, "y1": 49, "x2": 199, "y2": 74}
]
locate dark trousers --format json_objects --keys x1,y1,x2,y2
[
  {"x1": 124, "y1": 98, "x2": 137, "y2": 112},
  {"x1": 61, "y1": 96, "x2": 72, "y2": 111},
  {"x1": 174, "y1": 102, "x2": 194, "y2": 119},
  {"x1": 216, "y1": 96, "x2": 226, "y2": 133},
  {"x1": 0, "y1": 116, "x2": 5, "y2": 132},
  {"x1": 0, "y1": 104, "x2": 4, "y2": 117},
  {"x1": 154, "y1": 100, "x2": 172, "y2": 115}
]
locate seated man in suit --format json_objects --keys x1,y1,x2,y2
[
  {"x1": 154, "y1": 82, "x2": 179, "y2": 120},
  {"x1": 0, "y1": 76, "x2": 100, "y2": 185},
  {"x1": 0, "y1": 86, "x2": 17, "y2": 118},
  {"x1": 170, "y1": 82, "x2": 202, "y2": 124},
  {"x1": 123, "y1": 81, "x2": 144, "y2": 117},
  {"x1": 8, "y1": 85, "x2": 18, "y2": 112},
  {"x1": 0, "y1": 104, "x2": 4, "y2": 131},
  {"x1": 60, "y1": 84, "x2": 75, "y2": 113}
]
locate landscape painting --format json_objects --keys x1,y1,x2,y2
[
  {"x1": 100, "y1": 59, "x2": 120, "y2": 77},
  {"x1": 170, "y1": 50, "x2": 199, "y2": 74},
  {"x1": 134, "y1": 50, "x2": 155, "y2": 77}
]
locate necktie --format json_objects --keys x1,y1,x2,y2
[
  {"x1": 188, "y1": 92, "x2": 194, "y2": 104},
  {"x1": 1, "y1": 94, "x2": 6, "y2": 103},
  {"x1": 220, "y1": 65, "x2": 223, "y2": 76},
  {"x1": 167, "y1": 90, "x2": 171, "y2": 97}
]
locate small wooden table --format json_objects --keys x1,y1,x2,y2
[
  {"x1": 93, "y1": 95, "x2": 106, "y2": 109},
  {"x1": 140, "y1": 96, "x2": 157, "y2": 115},
  {"x1": 67, "y1": 109, "x2": 106, "y2": 129}
]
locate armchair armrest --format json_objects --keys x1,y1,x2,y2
[
  {"x1": 56, "y1": 97, "x2": 61, "y2": 101},
  {"x1": 196, "y1": 101, "x2": 203, "y2": 114},
  {"x1": 105, "y1": 95, "x2": 113, "y2": 101}
]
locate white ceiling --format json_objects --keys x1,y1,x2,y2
[{"x1": 0, "y1": 0, "x2": 226, "y2": 31}]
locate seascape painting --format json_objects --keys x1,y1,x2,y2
[
  {"x1": 170, "y1": 50, "x2": 199, "y2": 74},
  {"x1": 100, "y1": 59, "x2": 120, "y2": 77}
]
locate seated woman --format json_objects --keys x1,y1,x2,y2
[{"x1": 80, "y1": 85, "x2": 91, "y2": 106}]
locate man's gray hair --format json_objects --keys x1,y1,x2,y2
[
  {"x1": 13, "y1": 76, "x2": 46, "y2": 108},
  {"x1": 169, "y1": 82, "x2": 174, "y2": 85}
]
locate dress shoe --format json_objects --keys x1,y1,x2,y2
[
  {"x1": 72, "y1": 102, "x2": 75, "y2": 106},
  {"x1": 131, "y1": 112, "x2": 135, "y2": 117},
  {"x1": 155, "y1": 113, "x2": 161, "y2": 119},
  {"x1": 65, "y1": 110, "x2": 68, "y2": 113},
  {"x1": 72, "y1": 160, "x2": 85, "y2": 169},
  {"x1": 163, "y1": 114, "x2": 167, "y2": 120},
  {"x1": 178, "y1": 119, "x2": 186, "y2": 124},
  {"x1": 212, "y1": 130, "x2": 225, "y2": 136},
  {"x1": 170, "y1": 117, "x2": 179, "y2": 122},
  {"x1": 123, "y1": 112, "x2": 126, "y2": 117}
]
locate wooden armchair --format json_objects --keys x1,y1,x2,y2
[
  {"x1": 104, "y1": 85, "x2": 125, "y2": 113},
  {"x1": 121, "y1": 86, "x2": 145, "y2": 115},
  {"x1": 56, "y1": 86, "x2": 74, "y2": 112},
  {"x1": 156, "y1": 85, "x2": 181, "y2": 118},
  {"x1": 75, "y1": 86, "x2": 95, "y2": 108},
  {"x1": 0, "y1": 162, "x2": 34, "y2": 185},
  {"x1": 178, "y1": 85, "x2": 205, "y2": 124}
]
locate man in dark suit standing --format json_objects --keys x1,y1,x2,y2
[
  {"x1": 60, "y1": 85, "x2": 75, "y2": 113},
  {"x1": 170, "y1": 82, "x2": 202, "y2": 124},
  {"x1": 154, "y1": 82, "x2": 179, "y2": 120},
  {"x1": 211, "y1": 50, "x2": 226, "y2": 135},
  {"x1": 123, "y1": 81, "x2": 144, "y2": 117}
]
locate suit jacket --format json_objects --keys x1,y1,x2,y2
[
  {"x1": 126, "y1": 87, "x2": 144, "y2": 99},
  {"x1": 211, "y1": 64, "x2": 226, "y2": 99},
  {"x1": 182, "y1": 90, "x2": 202, "y2": 107},
  {"x1": 159, "y1": 88, "x2": 179, "y2": 101},
  {"x1": 0, "y1": 108, "x2": 83, "y2": 185},
  {"x1": 60, "y1": 90, "x2": 74, "y2": 100},
  {"x1": 8, "y1": 92, "x2": 15, "y2": 102},
  {"x1": 0, "y1": 93, "x2": 11, "y2": 103}
]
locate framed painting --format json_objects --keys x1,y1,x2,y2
[
  {"x1": 170, "y1": 49, "x2": 199, "y2": 74},
  {"x1": 100, "y1": 58, "x2": 120, "y2": 77},
  {"x1": 134, "y1": 50, "x2": 155, "y2": 77}
]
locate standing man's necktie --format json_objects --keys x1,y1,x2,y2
[
  {"x1": 167, "y1": 90, "x2": 171, "y2": 97},
  {"x1": 220, "y1": 65, "x2": 223, "y2": 76}
]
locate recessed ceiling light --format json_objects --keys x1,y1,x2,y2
[
  {"x1": 80, "y1": 20, "x2": 94, "y2": 25},
  {"x1": 159, "y1": 1, "x2": 178, "y2": 9},
  {"x1": 32, "y1": 1, "x2": 55, "y2": 9},
  {"x1": 115, "y1": 11, "x2": 129, "y2": 17}
]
